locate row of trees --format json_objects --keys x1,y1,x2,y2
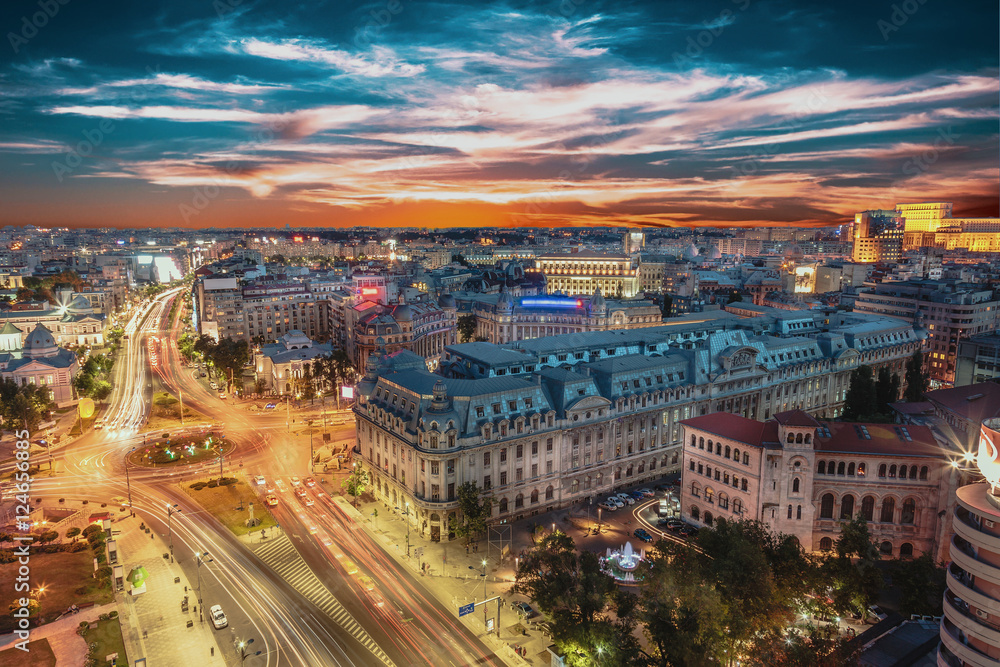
[
  {"x1": 841, "y1": 351, "x2": 928, "y2": 422},
  {"x1": 0, "y1": 378, "x2": 54, "y2": 431},
  {"x1": 13, "y1": 271, "x2": 88, "y2": 304},
  {"x1": 72, "y1": 354, "x2": 114, "y2": 401},
  {"x1": 191, "y1": 335, "x2": 251, "y2": 390},
  {"x1": 514, "y1": 516, "x2": 944, "y2": 667}
]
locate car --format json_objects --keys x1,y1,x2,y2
[
  {"x1": 290, "y1": 477, "x2": 301, "y2": 487},
  {"x1": 294, "y1": 487, "x2": 307, "y2": 499},
  {"x1": 94, "y1": 419, "x2": 104, "y2": 429},
  {"x1": 637, "y1": 488, "x2": 655, "y2": 497},
  {"x1": 598, "y1": 501, "x2": 617, "y2": 512},
  {"x1": 633, "y1": 528, "x2": 653, "y2": 542},
  {"x1": 512, "y1": 601, "x2": 536, "y2": 618},
  {"x1": 867, "y1": 605, "x2": 888, "y2": 622},
  {"x1": 616, "y1": 493, "x2": 635, "y2": 506},
  {"x1": 334, "y1": 552, "x2": 359, "y2": 575},
  {"x1": 265, "y1": 495, "x2": 278, "y2": 507},
  {"x1": 210, "y1": 382, "x2": 217, "y2": 390},
  {"x1": 357, "y1": 575, "x2": 376, "y2": 592},
  {"x1": 219, "y1": 393, "x2": 227, "y2": 399},
  {"x1": 303, "y1": 496, "x2": 315, "y2": 507},
  {"x1": 366, "y1": 588, "x2": 387, "y2": 608},
  {"x1": 199, "y1": 372, "x2": 207, "y2": 378},
  {"x1": 679, "y1": 525, "x2": 699, "y2": 538},
  {"x1": 254, "y1": 475, "x2": 266, "y2": 486},
  {"x1": 304, "y1": 477, "x2": 316, "y2": 487},
  {"x1": 629, "y1": 491, "x2": 645, "y2": 500},
  {"x1": 606, "y1": 496, "x2": 624, "y2": 508},
  {"x1": 209, "y1": 604, "x2": 228, "y2": 629}
]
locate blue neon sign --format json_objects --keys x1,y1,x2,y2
[{"x1": 521, "y1": 297, "x2": 584, "y2": 308}]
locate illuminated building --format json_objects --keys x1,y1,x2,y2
[
  {"x1": 897, "y1": 202, "x2": 953, "y2": 233},
  {"x1": 938, "y1": 419, "x2": 1000, "y2": 667},
  {"x1": 0, "y1": 323, "x2": 80, "y2": 407},
  {"x1": 461, "y1": 288, "x2": 663, "y2": 344},
  {"x1": 536, "y1": 250, "x2": 640, "y2": 298},
  {"x1": 354, "y1": 308, "x2": 924, "y2": 543},
  {"x1": 352, "y1": 297, "x2": 457, "y2": 371},
  {"x1": 897, "y1": 201, "x2": 1000, "y2": 251},
  {"x1": 680, "y1": 410, "x2": 954, "y2": 558},
  {"x1": 853, "y1": 280, "x2": 999, "y2": 384},
  {"x1": 254, "y1": 330, "x2": 333, "y2": 396},
  {"x1": 623, "y1": 230, "x2": 645, "y2": 255},
  {"x1": 850, "y1": 209, "x2": 904, "y2": 263}
]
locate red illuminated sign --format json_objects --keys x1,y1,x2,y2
[{"x1": 361, "y1": 288, "x2": 379, "y2": 296}]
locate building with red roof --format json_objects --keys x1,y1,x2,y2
[{"x1": 681, "y1": 409, "x2": 959, "y2": 560}]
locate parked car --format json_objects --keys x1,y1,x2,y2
[
  {"x1": 607, "y1": 496, "x2": 624, "y2": 508},
  {"x1": 867, "y1": 605, "x2": 888, "y2": 622},
  {"x1": 513, "y1": 601, "x2": 536, "y2": 618},
  {"x1": 210, "y1": 382, "x2": 217, "y2": 390},
  {"x1": 628, "y1": 491, "x2": 645, "y2": 500},
  {"x1": 199, "y1": 372, "x2": 207, "y2": 377},
  {"x1": 637, "y1": 488, "x2": 655, "y2": 498},
  {"x1": 633, "y1": 528, "x2": 653, "y2": 542},
  {"x1": 616, "y1": 493, "x2": 635, "y2": 506},
  {"x1": 679, "y1": 525, "x2": 699, "y2": 538},
  {"x1": 598, "y1": 501, "x2": 617, "y2": 512},
  {"x1": 209, "y1": 605, "x2": 228, "y2": 629}
]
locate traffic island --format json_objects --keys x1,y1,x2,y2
[
  {"x1": 181, "y1": 478, "x2": 277, "y2": 536},
  {"x1": 126, "y1": 431, "x2": 233, "y2": 468}
]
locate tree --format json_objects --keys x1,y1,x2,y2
[
  {"x1": 514, "y1": 532, "x2": 641, "y2": 667},
  {"x1": 875, "y1": 367, "x2": 901, "y2": 412},
  {"x1": 456, "y1": 314, "x2": 477, "y2": 343},
  {"x1": 319, "y1": 350, "x2": 355, "y2": 405},
  {"x1": 301, "y1": 363, "x2": 317, "y2": 402},
  {"x1": 822, "y1": 515, "x2": 882, "y2": 617},
  {"x1": 842, "y1": 365, "x2": 877, "y2": 421},
  {"x1": 341, "y1": 464, "x2": 369, "y2": 506},
  {"x1": 903, "y1": 351, "x2": 928, "y2": 402},
  {"x1": 727, "y1": 290, "x2": 743, "y2": 304},
  {"x1": 449, "y1": 482, "x2": 493, "y2": 544},
  {"x1": 892, "y1": 553, "x2": 946, "y2": 616},
  {"x1": 0, "y1": 379, "x2": 54, "y2": 431}
]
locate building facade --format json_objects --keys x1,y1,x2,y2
[
  {"x1": 680, "y1": 410, "x2": 954, "y2": 559},
  {"x1": 957, "y1": 334, "x2": 1000, "y2": 387},
  {"x1": 0, "y1": 323, "x2": 79, "y2": 406},
  {"x1": 850, "y1": 209, "x2": 904, "y2": 263},
  {"x1": 536, "y1": 250, "x2": 641, "y2": 298},
  {"x1": 352, "y1": 299, "x2": 457, "y2": 372},
  {"x1": 355, "y1": 309, "x2": 925, "y2": 543}
]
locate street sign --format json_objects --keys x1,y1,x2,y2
[{"x1": 458, "y1": 603, "x2": 474, "y2": 617}]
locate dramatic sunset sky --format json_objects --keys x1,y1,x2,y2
[{"x1": 0, "y1": 0, "x2": 997, "y2": 229}]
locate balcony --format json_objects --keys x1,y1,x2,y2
[
  {"x1": 939, "y1": 618, "x2": 1000, "y2": 667},
  {"x1": 944, "y1": 589, "x2": 1000, "y2": 647},
  {"x1": 949, "y1": 563, "x2": 1000, "y2": 617},
  {"x1": 954, "y1": 508, "x2": 1000, "y2": 555}
]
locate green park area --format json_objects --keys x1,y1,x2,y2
[
  {"x1": 126, "y1": 430, "x2": 233, "y2": 467},
  {"x1": 147, "y1": 391, "x2": 209, "y2": 431},
  {"x1": 79, "y1": 615, "x2": 128, "y2": 667},
  {"x1": 0, "y1": 549, "x2": 114, "y2": 634},
  {"x1": 182, "y1": 477, "x2": 277, "y2": 536}
]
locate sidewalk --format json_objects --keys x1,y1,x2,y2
[
  {"x1": 326, "y1": 482, "x2": 595, "y2": 666},
  {"x1": 0, "y1": 602, "x2": 117, "y2": 666},
  {"x1": 114, "y1": 515, "x2": 227, "y2": 667}
]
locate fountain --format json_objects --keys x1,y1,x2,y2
[{"x1": 602, "y1": 541, "x2": 646, "y2": 584}]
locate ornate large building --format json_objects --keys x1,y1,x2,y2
[
  {"x1": 0, "y1": 323, "x2": 80, "y2": 406},
  {"x1": 536, "y1": 250, "x2": 641, "y2": 298},
  {"x1": 354, "y1": 308, "x2": 926, "y2": 543},
  {"x1": 680, "y1": 410, "x2": 955, "y2": 559},
  {"x1": 352, "y1": 297, "x2": 457, "y2": 372},
  {"x1": 458, "y1": 288, "x2": 662, "y2": 344}
]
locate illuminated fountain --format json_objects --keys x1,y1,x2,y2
[{"x1": 602, "y1": 541, "x2": 646, "y2": 584}]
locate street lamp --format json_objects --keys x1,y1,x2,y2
[
  {"x1": 481, "y1": 558, "x2": 488, "y2": 599},
  {"x1": 195, "y1": 551, "x2": 212, "y2": 622},
  {"x1": 125, "y1": 446, "x2": 136, "y2": 509},
  {"x1": 404, "y1": 501, "x2": 411, "y2": 558},
  {"x1": 166, "y1": 504, "x2": 181, "y2": 555},
  {"x1": 237, "y1": 638, "x2": 261, "y2": 664}
]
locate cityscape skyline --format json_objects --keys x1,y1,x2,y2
[{"x1": 0, "y1": 0, "x2": 997, "y2": 229}]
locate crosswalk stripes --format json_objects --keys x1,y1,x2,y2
[{"x1": 253, "y1": 535, "x2": 394, "y2": 666}]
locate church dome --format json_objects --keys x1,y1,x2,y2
[
  {"x1": 682, "y1": 243, "x2": 700, "y2": 261},
  {"x1": 23, "y1": 323, "x2": 57, "y2": 358},
  {"x1": 498, "y1": 288, "x2": 514, "y2": 311},
  {"x1": 708, "y1": 246, "x2": 722, "y2": 260},
  {"x1": 591, "y1": 287, "x2": 607, "y2": 313},
  {"x1": 784, "y1": 243, "x2": 805, "y2": 260},
  {"x1": 392, "y1": 304, "x2": 413, "y2": 322},
  {"x1": 438, "y1": 292, "x2": 456, "y2": 309}
]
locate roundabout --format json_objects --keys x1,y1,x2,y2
[{"x1": 125, "y1": 430, "x2": 234, "y2": 468}]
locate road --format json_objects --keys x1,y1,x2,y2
[{"x1": 28, "y1": 288, "x2": 504, "y2": 666}]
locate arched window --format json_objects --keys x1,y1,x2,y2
[
  {"x1": 743, "y1": 452, "x2": 750, "y2": 465},
  {"x1": 880, "y1": 497, "x2": 895, "y2": 523},
  {"x1": 857, "y1": 462, "x2": 866, "y2": 477},
  {"x1": 840, "y1": 495, "x2": 855, "y2": 519},
  {"x1": 909, "y1": 466, "x2": 918, "y2": 480},
  {"x1": 515, "y1": 494, "x2": 524, "y2": 508},
  {"x1": 691, "y1": 482, "x2": 701, "y2": 497},
  {"x1": 818, "y1": 461, "x2": 826, "y2": 475},
  {"x1": 792, "y1": 478, "x2": 800, "y2": 493},
  {"x1": 699, "y1": 437, "x2": 704, "y2": 449},
  {"x1": 716, "y1": 443, "x2": 722, "y2": 456},
  {"x1": 499, "y1": 498, "x2": 508, "y2": 514},
  {"x1": 847, "y1": 463, "x2": 855, "y2": 476},
  {"x1": 741, "y1": 479, "x2": 748, "y2": 492},
  {"x1": 704, "y1": 511, "x2": 713, "y2": 526},
  {"x1": 796, "y1": 433, "x2": 803, "y2": 444},
  {"x1": 804, "y1": 433, "x2": 811, "y2": 444},
  {"x1": 837, "y1": 462, "x2": 845, "y2": 476},
  {"x1": 888, "y1": 464, "x2": 897, "y2": 478},
  {"x1": 861, "y1": 496, "x2": 875, "y2": 521},
  {"x1": 900, "y1": 543, "x2": 913, "y2": 558},
  {"x1": 796, "y1": 505, "x2": 802, "y2": 520},
  {"x1": 820, "y1": 493, "x2": 834, "y2": 519},
  {"x1": 878, "y1": 464, "x2": 887, "y2": 478},
  {"x1": 919, "y1": 466, "x2": 928, "y2": 480},
  {"x1": 725, "y1": 445, "x2": 731, "y2": 459},
  {"x1": 690, "y1": 506, "x2": 700, "y2": 521},
  {"x1": 787, "y1": 433, "x2": 794, "y2": 443},
  {"x1": 545, "y1": 485, "x2": 554, "y2": 500},
  {"x1": 718, "y1": 493, "x2": 729, "y2": 510},
  {"x1": 901, "y1": 499, "x2": 915, "y2": 524},
  {"x1": 898, "y1": 465, "x2": 907, "y2": 480},
  {"x1": 690, "y1": 434, "x2": 696, "y2": 447},
  {"x1": 787, "y1": 504, "x2": 793, "y2": 519},
  {"x1": 705, "y1": 487, "x2": 714, "y2": 504},
  {"x1": 880, "y1": 541, "x2": 893, "y2": 555},
  {"x1": 733, "y1": 498, "x2": 743, "y2": 515},
  {"x1": 820, "y1": 537, "x2": 833, "y2": 551},
  {"x1": 529, "y1": 490, "x2": 538, "y2": 504},
  {"x1": 733, "y1": 448, "x2": 740, "y2": 462}
]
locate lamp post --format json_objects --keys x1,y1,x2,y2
[
  {"x1": 217, "y1": 445, "x2": 224, "y2": 482},
  {"x1": 237, "y1": 638, "x2": 261, "y2": 664},
  {"x1": 166, "y1": 504, "x2": 181, "y2": 555},
  {"x1": 195, "y1": 551, "x2": 212, "y2": 622},
  {"x1": 481, "y1": 558, "x2": 488, "y2": 599},
  {"x1": 125, "y1": 446, "x2": 136, "y2": 509},
  {"x1": 404, "y1": 501, "x2": 411, "y2": 558}
]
